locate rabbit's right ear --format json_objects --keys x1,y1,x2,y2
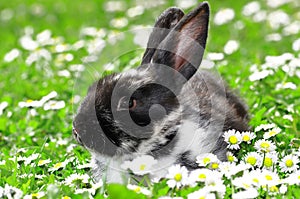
[{"x1": 141, "y1": 7, "x2": 184, "y2": 65}]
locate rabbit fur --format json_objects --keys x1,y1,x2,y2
[{"x1": 73, "y1": 2, "x2": 249, "y2": 183}]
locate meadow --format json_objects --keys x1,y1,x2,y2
[{"x1": 0, "y1": 0, "x2": 300, "y2": 198}]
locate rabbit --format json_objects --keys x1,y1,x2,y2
[{"x1": 73, "y1": 2, "x2": 249, "y2": 184}]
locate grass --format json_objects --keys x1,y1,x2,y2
[{"x1": 0, "y1": 0, "x2": 300, "y2": 198}]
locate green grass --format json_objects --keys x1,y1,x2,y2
[{"x1": 0, "y1": 0, "x2": 300, "y2": 198}]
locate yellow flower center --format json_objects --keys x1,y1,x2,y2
[
  {"x1": 252, "y1": 178, "x2": 259, "y2": 183},
  {"x1": 243, "y1": 183, "x2": 250, "y2": 189},
  {"x1": 31, "y1": 193, "x2": 39, "y2": 197},
  {"x1": 246, "y1": 156, "x2": 257, "y2": 165},
  {"x1": 270, "y1": 186, "x2": 279, "y2": 192},
  {"x1": 198, "y1": 173, "x2": 206, "y2": 180},
  {"x1": 211, "y1": 162, "x2": 219, "y2": 169},
  {"x1": 265, "y1": 175, "x2": 273, "y2": 181},
  {"x1": 38, "y1": 160, "x2": 45, "y2": 165},
  {"x1": 228, "y1": 155, "x2": 234, "y2": 162},
  {"x1": 174, "y1": 173, "x2": 182, "y2": 182},
  {"x1": 54, "y1": 162, "x2": 62, "y2": 168},
  {"x1": 26, "y1": 99, "x2": 33, "y2": 103},
  {"x1": 203, "y1": 157, "x2": 211, "y2": 165},
  {"x1": 139, "y1": 164, "x2": 146, "y2": 171},
  {"x1": 134, "y1": 186, "x2": 141, "y2": 193},
  {"x1": 243, "y1": 135, "x2": 250, "y2": 142},
  {"x1": 264, "y1": 157, "x2": 273, "y2": 167},
  {"x1": 229, "y1": 135, "x2": 238, "y2": 144},
  {"x1": 268, "y1": 130, "x2": 277, "y2": 136},
  {"x1": 199, "y1": 197, "x2": 205, "y2": 199},
  {"x1": 260, "y1": 142, "x2": 270, "y2": 149},
  {"x1": 62, "y1": 197, "x2": 71, "y2": 199},
  {"x1": 285, "y1": 159, "x2": 294, "y2": 167}
]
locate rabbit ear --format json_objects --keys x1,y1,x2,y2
[
  {"x1": 151, "y1": 2, "x2": 209, "y2": 81},
  {"x1": 141, "y1": 7, "x2": 184, "y2": 65}
]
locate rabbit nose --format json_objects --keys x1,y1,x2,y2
[{"x1": 72, "y1": 126, "x2": 83, "y2": 146}]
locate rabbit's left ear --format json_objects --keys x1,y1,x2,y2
[{"x1": 151, "y1": 2, "x2": 209, "y2": 81}]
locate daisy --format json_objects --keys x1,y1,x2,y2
[
  {"x1": 196, "y1": 153, "x2": 218, "y2": 167},
  {"x1": 232, "y1": 176, "x2": 252, "y2": 190},
  {"x1": 187, "y1": 187, "x2": 215, "y2": 199},
  {"x1": 260, "y1": 169, "x2": 280, "y2": 186},
  {"x1": 24, "y1": 192, "x2": 45, "y2": 199},
  {"x1": 254, "y1": 139, "x2": 276, "y2": 153},
  {"x1": 166, "y1": 164, "x2": 189, "y2": 189},
  {"x1": 2, "y1": 184, "x2": 23, "y2": 199},
  {"x1": 224, "y1": 40, "x2": 239, "y2": 55},
  {"x1": 254, "y1": 123, "x2": 276, "y2": 132},
  {"x1": 24, "y1": 153, "x2": 40, "y2": 166},
  {"x1": 263, "y1": 127, "x2": 281, "y2": 139},
  {"x1": 43, "y1": 100, "x2": 65, "y2": 110},
  {"x1": 279, "y1": 154, "x2": 299, "y2": 173},
  {"x1": 226, "y1": 151, "x2": 237, "y2": 163},
  {"x1": 0, "y1": 102, "x2": 8, "y2": 116},
  {"x1": 64, "y1": 173, "x2": 90, "y2": 186},
  {"x1": 48, "y1": 160, "x2": 68, "y2": 172},
  {"x1": 223, "y1": 129, "x2": 242, "y2": 150},
  {"x1": 214, "y1": 8, "x2": 235, "y2": 25},
  {"x1": 283, "y1": 170, "x2": 300, "y2": 185},
  {"x1": 205, "y1": 176, "x2": 226, "y2": 198},
  {"x1": 232, "y1": 188, "x2": 258, "y2": 199},
  {"x1": 37, "y1": 159, "x2": 51, "y2": 166},
  {"x1": 219, "y1": 162, "x2": 250, "y2": 178},
  {"x1": 241, "y1": 131, "x2": 256, "y2": 143},
  {"x1": 121, "y1": 155, "x2": 157, "y2": 176},
  {"x1": 189, "y1": 168, "x2": 213, "y2": 185},
  {"x1": 243, "y1": 152, "x2": 262, "y2": 167},
  {"x1": 127, "y1": 184, "x2": 151, "y2": 196},
  {"x1": 244, "y1": 170, "x2": 263, "y2": 187},
  {"x1": 262, "y1": 152, "x2": 278, "y2": 169}
]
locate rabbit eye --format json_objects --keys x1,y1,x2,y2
[{"x1": 129, "y1": 98, "x2": 137, "y2": 110}]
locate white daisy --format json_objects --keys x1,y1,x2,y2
[
  {"x1": 166, "y1": 164, "x2": 189, "y2": 189},
  {"x1": 43, "y1": 100, "x2": 65, "y2": 110},
  {"x1": 262, "y1": 152, "x2": 278, "y2": 169},
  {"x1": 0, "y1": 102, "x2": 8, "y2": 116},
  {"x1": 189, "y1": 168, "x2": 213, "y2": 185},
  {"x1": 48, "y1": 160, "x2": 68, "y2": 172},
  {"x1": 4, "y1": 48, "x2": 21, "y2": 62},
  {"x1": 24, "y1": 191, "x2": 45, "y2": 199},
  {"x1": 241, "y1": 131, "x2": 256, "y2": 143},
  {"x1": 263, "y1": 127, "x2": 281, "y2": 139},
  {"x1": 279, "y1": 154, "x2": 299, "y2": 173},
  {"x1": 187, "y1": 187, "x2": 215, "y2": 199},
  {"x1": 232, "y1": 175, "x2": 253, "y2": 190},
  {"x1": 244, "y1": 170, "x2": 263, "y2": 187},
  {"x1": 232, "y1": 188, "x2": 258, "y2": 199},
  {"x1": 2, "y1": 184, "x2": 23, "y2": 199},
  {"x1": 224, "y1": 40, "x2": 239, "y2": 55},
  {"x1": 37, "y1": 159, "x2": 51, "y2": 166},
  {"x1": 219, "y1": 162, "x2": 251, "y2": 178},
  {"x1": 214, "y1": 8, "x2": 235, "y2": 25},
  {"x1": 283, "y1": 170, "x2": 300, "y2": 185},
  {"x1": 196, "y1": 153, "x2": 218, "y2": 167},
  {"x1": 223, "y1": 129, "x2": 242, "y2": 150},
  {"x1": 127, "y1": 184, "x2": 151, "y2": 196},
  {"x1": 255, "y1": 123, "x2": 276, "y2": 132},
  {"x1": 260, "y1": 169, "x2": 280, "y2": 186},
  {"x1": 121, "y1": 155, "x2": 157, "y2": 176},
  {"x1": 254, "y1": 139, "x2": 276, "y2": 153},
  {"x1": 64, "y1": 173, "x2": 90, "y2": 186},
  {"x1": 226, "y1": 151, "x2": 237, "y2": 163},
  {"x1": 205, "y1": 176, "x2": 226, "y2": 198}
]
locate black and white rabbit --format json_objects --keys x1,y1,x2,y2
[{"x1": 73, "y1": 2, "x2": 249, "y2": 183}]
